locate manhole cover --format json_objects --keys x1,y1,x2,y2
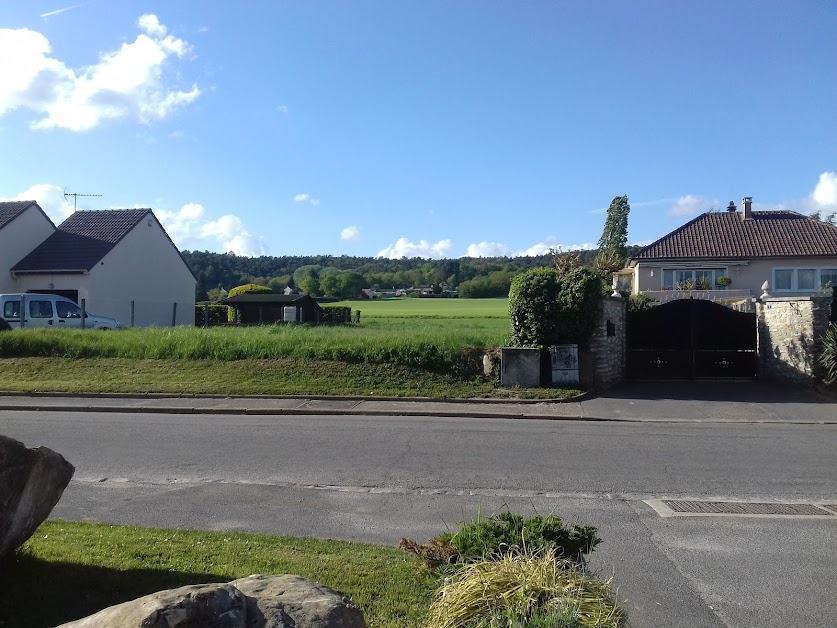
[{"x1": 662, "y1": 500, "x2": 832, "y2": 516}]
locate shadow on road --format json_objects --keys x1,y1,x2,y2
[{"x1": 594, "y1": 380, "x2": 834, "y2": 404}]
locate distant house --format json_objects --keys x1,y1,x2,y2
[
  {"x1": 9, "y1": 208, "x2": 195, "y2": 326},
  {"x1": 0, "y1": 201, "x2": 55, "y2": 293},
  {"x1": 624, "y1": 198, "x2": 837, "y2": 301},
  {"x1": 222, "y1": 293, "x2": 323, "y2": 324}
]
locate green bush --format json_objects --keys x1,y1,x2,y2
[
  {"x1": 819, "y1": 323, "x2": 837, "y2": 384},
  {"x1": 401, "y1": 510, "x2": 600, "y2": 569},
  {"x1": 509, "y1": 267, "x2": 604, "y2": 349},
  {"x1": 228, "y1": 284, "x2": 272, "y2": 298},
  {"x1": 321, "y1": 306, "x2": 352, "y2": 324},
  {"x1": 627, "y1": 293, "x2": 657, "y2": 312},
  {"x1": 194, "y1": 303, "x2": 229, "y2": 326}
]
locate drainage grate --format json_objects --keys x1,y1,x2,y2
[{"x1": 662, "y1": 500, "x2": 832, "y2": 516}]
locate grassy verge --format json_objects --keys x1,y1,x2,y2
[
  {"x1": 0, "y1": 357, "x2": 580, "y2": 398},
  {"x1": 0, "y1": 521, "x2": 435, "y2": 628}
]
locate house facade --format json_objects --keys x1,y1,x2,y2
[
  {"x1": 626, "y1": 198, "x2": 837, "y2": 301},
  {"x1": 8, "y1": 207, "x2": 195, "y2": 327},
  {"x1": 0, "y1": 202, "x2": 55, "y2": 294}
]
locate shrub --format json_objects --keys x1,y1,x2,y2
[
  {"x1": 509, "y1": 267, "x2": 604, "y2": 349},
  {"x1": 424, "y1": 551, "x2": 622, "y2": 628},
  {"x1": 819, "y1": 323, "x2": 837, "y2": 384},
  {"x1": 401, "y1": 510, "x2": 600, "y2": 568},
  {"x1": 194, "y1": 303, "x2": 229, "y2": 326},
  {"x1": 715, "y1": 276, "x2": 732, "y2": 288},
  {"x1": 321, "y1": 306, "x2": 352, "y2": 324},
  {"x1": 627, "y1": 293, "x2": 656, "y2": 313},
  {"x1": 228, "y1": 284, "x2": 272, "y2": 298}
]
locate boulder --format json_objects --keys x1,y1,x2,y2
[
  {"x1": 58, "y1": 574, "x2": 367, "y2": 628},
  {"x1": 0, "y1": 434, "x2": 75, "y2": 558}
]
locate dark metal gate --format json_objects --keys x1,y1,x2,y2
[{"x1": 627, "y1": 299, "x2": 757, "y2": 379}]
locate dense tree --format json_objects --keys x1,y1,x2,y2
[
  {"x1": 299, "y1": 275, "x2": 321, "y2": 297},
  {"x1": 595, "y1": 195, "x2": 631, "y2": 274}
]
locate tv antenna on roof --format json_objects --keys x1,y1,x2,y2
[{"x1": 63, "y1": 189, "x2": 102, "y2": 211}]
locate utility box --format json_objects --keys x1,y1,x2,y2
[
  {"x1": 550, "y1": 344, "x2": 579, "y2": 385},
  {"x1": 500, "y1": 347, "x2": 541, "y2": 388}
]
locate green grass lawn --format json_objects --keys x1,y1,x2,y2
[
  {"x1": 0, "y1": 521, "x2": 435, "y2": 628},
  {"x1": 334, "y1": 297, "x2": 510, "y2": 318},
  {"x1": 0, "y1": 298, "x2": 581, "y2": 398}
]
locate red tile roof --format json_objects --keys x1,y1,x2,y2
[{"x1": 631, "y1": 211, "x2": 837, "y2": 261}]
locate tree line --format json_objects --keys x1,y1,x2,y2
[{"x1": 184, "y1": 196, "x2": 640, "y2": 300}]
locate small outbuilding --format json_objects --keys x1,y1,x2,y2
[{"x1": 222, "y1": 293, "x2": 323, "y2": 324}]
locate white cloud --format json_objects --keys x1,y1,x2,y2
[
  {"x1": 513, "y1": 237, "x2": 565, "y2": 257},
  {"x1": 156, "y1": 202, "x2": 206, "y2": 241},
  {"x1": 0, "y1": 15, "x2": 200, "y2": 131},
  {"x1": 340, "y1": 225, "x2": 360, "y2": 241},
  {"x1": 812, "y1": 171, "x2": 837, "y2": 208},
  {"x1": 0, "y1": 183, "x2": 74, "y2": 222},
  {"x1": 293, "y1": 193, "x2": 319, "y2": 205},
  {"x1": 377, "y1": 237, "x2": 453, "y2": 259},
  {"x1": 200, "y1": 214, "x2": 267, "y2": 256},
  {"x1": 667, "y1": 195, "x2": 719, "y2": 217},
  {"x1": 138, "y1": 14, "x2": 167, "y2": 38},
  {"x1": 466, "y1": 242, "x2": 508, "y2": 257},
  {"x1": 277, "y1": 104, "x2": 288, "y2": 114}
]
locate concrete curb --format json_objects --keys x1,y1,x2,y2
[
  {"x1": 0, "y1": 390, "x2": 591, "y2": 404},
  {"x1": 1, "y1": 403, "x2": 834, "y2": 425}
]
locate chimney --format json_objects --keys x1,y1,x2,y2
[
  {"x1": 726, "y1": 201, "x2": 737, "y2": 212},
  {"x1": 742, "y1": 196, "x2": 753, "y2": 220}
]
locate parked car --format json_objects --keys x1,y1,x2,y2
[{"x1": 0, "y1": 294, "x2": 121, "y2": 330}]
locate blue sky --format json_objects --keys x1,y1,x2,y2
[{"x1": 1, "y1": 1, "x2": 835, "y2": 258}]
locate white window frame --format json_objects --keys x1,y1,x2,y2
[
  {"x1": 772, "y1": 267, "x2": 837, "y2": 292},
  {"x1": 661, "y1": 267, "x2": 728, "y2": 290}
]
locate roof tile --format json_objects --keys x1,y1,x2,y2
[
  {"x1": 12, "y1": 209, "x2": 150, "y2": 272},
  {"x1": 632, "y1": 211, "x2": 837, "y2": 260}
]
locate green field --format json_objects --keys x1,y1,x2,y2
[
  {"x1": 338, "y1": 297, "x2": 509, "y2": 318},
  {"x1": 0, "y1": 297, "x2": 579, "y2": 398}
]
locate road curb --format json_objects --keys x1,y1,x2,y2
[{"x1": 1, "y1": 403, "x2": 834, "y2": 424}]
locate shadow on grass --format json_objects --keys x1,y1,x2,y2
[{"x1": 0, "y1": 551, "x2": 225, "y2": 628}]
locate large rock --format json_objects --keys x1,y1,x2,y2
[
  {"x1": 58, "y1": 574, "x2": 367, "y2": 628},
  {"x1": 0, "y1": 434, "x2": 75, "y2": 558}
]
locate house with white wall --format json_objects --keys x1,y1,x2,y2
[
  {"x1": 623, "y1": 197, "x2": 837, "y2": 303},
  {"x1": 0, "y1": 202, "x2": 56, "y2": 294},
  {"x1": 7, "y1": 206, "x2": 195, "y2": 327}
]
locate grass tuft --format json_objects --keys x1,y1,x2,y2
[{"x1": 424, "y1": 550, "x2": 622, "y2": 628}]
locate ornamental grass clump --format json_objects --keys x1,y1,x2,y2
[
  {"x1": 818, "y1": 323, "x2": 837, "y2": 384},
  {"x1": 424, "y1": 550, "x2": 623, "y2": 628}
]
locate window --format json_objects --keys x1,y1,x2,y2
[
  {"x1": 773, "y1": 268, "x2": 837, "y2": 292},
  {"x1": 56, "y1": 301, "x2": 81, "y2": 318},
  {"x1": 661, "y1": 268, "x2": 727, "y2": 290},
  {"x1": 821, "y1": 269, "x2": 837, "y2": 290},
  {"x1": 3, "y1": 301, "x2": 20, "y2": 319},
  {"x1": 798, "y1": 269, "x2": 816, "y2": 290},
  {"x1": 29, "y1": 300, "x2": 53, "y2": 318},
  {"x1": 774, "y1": 269, "x2": 793, "y2": 291}
]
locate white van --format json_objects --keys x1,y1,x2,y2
[{"x1": 0, "y1": 294, "x2": 121, "y2": 330}]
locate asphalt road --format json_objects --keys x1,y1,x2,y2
[{"x1": 2, "y1": 410, "x2": 836, "y2": 628}]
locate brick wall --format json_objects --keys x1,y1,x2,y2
[
  {"x1": 757, "y1": 296, "x2": 832, "y2": 382},
  {"x1": 580, "y1": 296, "x2": 626, "y2": 391}
]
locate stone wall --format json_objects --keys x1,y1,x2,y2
[
  {"x1": 580, "y1": 296, "x2": 626, "y2": 391},
  {"x1": 757, "y1": 296, "x2": 832, "y2": 382}
]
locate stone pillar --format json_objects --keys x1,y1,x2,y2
[
  {"x1": 757, "y1": 296, "x2": 831, "y2": 382},
  {"x1": 580, "y1": 296, "x2": 627, "y2": 391}
]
